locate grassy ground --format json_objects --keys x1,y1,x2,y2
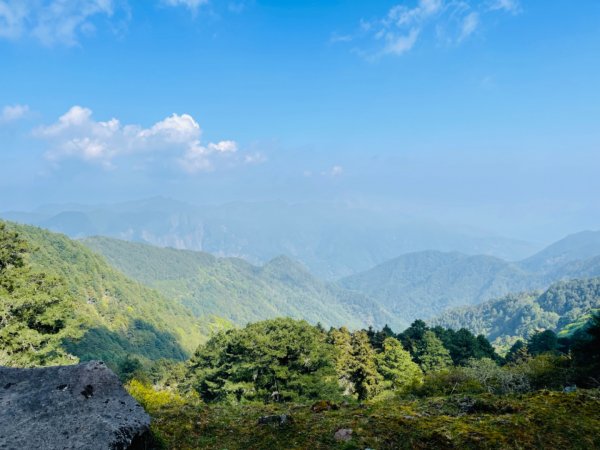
[{"x1": 137, "y1": 388, "x2": 600, "y2": 449}]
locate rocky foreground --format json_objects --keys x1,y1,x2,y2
[{"x1": 0, "y1": 361, "x2": 151, "y2": 450}]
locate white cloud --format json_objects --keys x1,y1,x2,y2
[
  {"x1": 384, "y1": 0, "x2": 443, "y2": 28},
  {"x1": 330, "y1": 32, "x2": 353, "y2": 44},
  {"x1": 458, "y1": 12, "x2": 479, "y2": 42},
  {"x1": 36, "y1": 106, "x2": 237, "y2": 172},
  {"x1": 488, "y1": 0, "x2": 521, "y2": 14},
  {"x1": 338, "y1": 0, "x2": 520, "y2": 59},
  {"x1": 1, "y1": 104, "x2": 29, "y2": 122},
  {"x1": 382, "y1": 28, "x2": 420, "y2": 56},
  {"x1": 162, "y1": 0, "x2": 209, "y2": 11},
  {"x1": 0, "y1": 0, "x2": 117, "y2": 46},
  {"x1": 330, "y1": 165, "x2": 344, "y2": 176}
]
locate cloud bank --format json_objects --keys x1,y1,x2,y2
[{"x1": 36, "y1": 106, "x2": 239, "y2": 173}]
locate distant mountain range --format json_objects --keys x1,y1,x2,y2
[
  {"x1": 85, "y1": 228, "x2": 600, "y2": 331},
  {"x1": 4, "y1": 198, "x2": 600, "y2": 340},
  {"x1": 339, "y1": 231, "x2": 600, "y2": 325},
  {"x1": 1, "y1": 197, "x2": 538, "y2": 279}
]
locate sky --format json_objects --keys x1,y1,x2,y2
[{"x1": 0, "y1": 0, "x2": 599, "y2": 243}]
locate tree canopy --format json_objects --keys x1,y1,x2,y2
[
  {"x1": 0, "y1": 223, "x2": 78, "y2": 366},
  {"x1": 187, "y1": 318, "x2": 340, "y2": 403}
]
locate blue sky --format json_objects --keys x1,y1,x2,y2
[{"x1": 1, "y1": 0, "x2": 599, "y2": 242}]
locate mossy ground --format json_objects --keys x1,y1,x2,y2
[{"x1": 138, "y1": 388, "x2": 600, "y2": 449}]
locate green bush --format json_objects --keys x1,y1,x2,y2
[
  {"x1": 510, "y1": 353, "x2": 574, "y2": 390},
  {"x1": 413, "y1": 367, "x2": 485, "y2": 397}
]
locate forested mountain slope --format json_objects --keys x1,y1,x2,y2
[
  {"x1": 433, "y1": 278, "x2": 600, "y2": 349},
  {"x1": 4, "y1": 222, "x2": 218, "y2": 368},
  {"x1": 339, "y1": 251, "x2": 541, "y2": 321},
  {"x1": 340, "y1": 233, "x2": 600, "y2": 324},
  {"x1": 83, "y1": 236, "x2": 399, "y2": 330}
]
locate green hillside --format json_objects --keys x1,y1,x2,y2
[
  {"x1": 433, "y1": 278, "x2": 600, "y2": 350},
  {"x1": 3, "y1": 221, "x2": 219, "y2": 369},
  {"x1": 558, "y1": 309, "x2": 600, "y2": 338},
  {"x1": 340, "y1": 243, "x2": 600, "y2": 324},
  {"x1": 82, "y1": 236, "x2": 399, "y2": 330},
  {"x1": 339, "y1": 251, "x2": 540, "y2": 322}
]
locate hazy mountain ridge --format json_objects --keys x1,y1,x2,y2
[
  {"x1": 82, "y1": 236, "x2": 400, "y2": 330},
  {"x1": 1, "y1": 197, "x2": 539, "y2": 279},
  {"x1": 340, "y1": 232, "x2": 600, "y2": 324},
  {"x1": 520, "y1": 230, "x2": 600, "y2": 272}
]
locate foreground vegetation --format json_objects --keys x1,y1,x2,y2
[
  {"x1": 126, "y1": 313, "x2": 600, "y2": 448},
  {"x1": 132, "y1": 387, "x2": 600, "y2": 449}
]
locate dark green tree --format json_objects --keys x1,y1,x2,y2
[
  {"x1": 368, "y1": 324, "x2": 396, "y2": 352},
  {"x1": 476, "y1": 334, "x2": 500, "y2": 361},
  {"x1": 0, "y1": 223, "x2": 27, "y2": 272},
  {"x1": 350, "y1": 330, "x2": 382, "y2": 400},
  {"x1": 432, "y1": 326, "x2": 500, "y2": 365},
  {"x1": 188, "y1": 318, "x2": 340, "y2": 403},
  {"x1": 528, "y1": 330, "x2": 559, "y2": 355},
  {"x1": 505, "y1": 340, "x2": 529, "y2": 364},
  {"x1": 398, "y1": 319, "x2": 429, "y2": 358},
  {"x1": 118, "y1": 354, "x2": 146, "y2": 382},
  {"x1": 414, "y1": 331, "x2": 452, "y2": 373},
  {"x1": 570, "y1": 312, "x2": 600, "y2": 376}
]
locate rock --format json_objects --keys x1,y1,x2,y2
[
  {"x1": 0, "y1": 361, "x2": 152, "y2": 450},
  {"x1": 257, "y1": 414, "x2": 293, "y2": 426},
  {"x1": 563, "y1": 385, "x2": 577, "y2": 393},
  {"x1": 456, "y1": 396, "x2": 477, "y2": 414},
  {"x1": 334, "y1": 428, "x2": 353, "y2": 442}
]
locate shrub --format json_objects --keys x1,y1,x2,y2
[
  {"x1": 126, "y1": 379, "x2": 188, "y2": 415},
  {"x1": 510, "y1": 353, "x2": 573, "y2": 390},
  {"x1": 413, "y1": 368, "x2": 485, "y2": 397},
  {"x1": 463, "y1": 358, "x2": 530, "y2": 395}
]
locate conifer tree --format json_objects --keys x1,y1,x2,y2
[
  {"x1": 505, "y1": 340, "x2": 529, "y2": 364},
  {"x1": 527, "y1": 330, "x2": 559, "y2": 355},
  {"x1": 414, "y1": 330, "x2": 452, "y2": 373},
  {"x1": 350, "y1": 330, "x2": 382, "y2": 400},
  {"x1": 329, "y1": 326, "x2": 355, "y2": 395},
  {"x1": 376, "y1": 337, "x2": 423, "y2": 391}
]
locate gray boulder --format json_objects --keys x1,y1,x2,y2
[{"x1": 0, "y1": 361, "x2": 152, "y2": 450}]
